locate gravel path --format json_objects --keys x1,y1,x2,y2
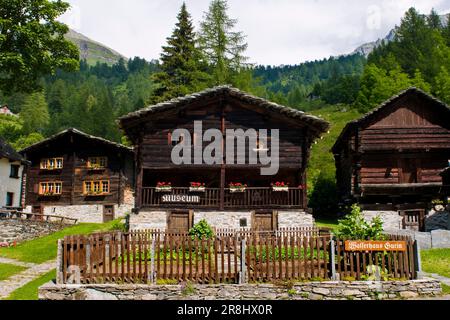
[{"x1": 0, "y1": 258, "x2": 55, "y2": 299}]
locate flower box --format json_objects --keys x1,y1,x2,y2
[
  {"x1": 229, "y1": 183, "x2": 247, "y2": 193},
  {"x1": 272, "y1": 186, "x2": 289, "y2": 192},
  {"x1": 84, "y1": 192, "x2": 108, "y2": 197},
  {"x1": 189, "y1": 186, "x2": 206, "y2": 192},
  {"x1": 271, "y1": 182, "x2": 289, "y2": 192},
  {"x1": 155, "y1": 182, "x2": 172, "y2": 192},
  {"x1": 189, "y1": 182, "x2": 205, "y2": 192}
]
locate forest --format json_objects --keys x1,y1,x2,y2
[{"x1": 1, "y1": 1, "x2": 450, "y2": 216}]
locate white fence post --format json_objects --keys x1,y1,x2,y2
[{"x1": 330, "y1": 238, "x2": 338, "y2": 280}]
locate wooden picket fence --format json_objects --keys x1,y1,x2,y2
[
  {"x1": 335, "y1": 234, "x2": 417, "y2": 281},
  {"x1": 58, "y1": 229, "x2": 418, "y2": 284}
]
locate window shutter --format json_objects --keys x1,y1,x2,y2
[
  {"x1": 167, "y1": 132, "x2": 172, "y2": 145},
  {"x1": 33, "y1": 183, "x2": 39, "y2": 193}
]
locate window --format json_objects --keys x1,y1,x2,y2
[
  {"x1": 87, "y1": 157, "x2": 108, "y2": 169},
  {"x1": 9, "y1": 164, "x2": 20, "y2": 178},
  {"x1": 40, "y1": 158, "x2": 63, "y2": 170},
  {"x1": 6, "y1": 192, "x2": 14, "y2": 207},
  {"x1": 39, "y1": 182, "x2": 62, "y2": 195},
  {"x1": 83, "y1": 180, "x2": 110, "y2": 195}
]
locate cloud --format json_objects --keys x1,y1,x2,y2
[{"x1": 60, "y1": 0, "x2": 450, "y2": 65}]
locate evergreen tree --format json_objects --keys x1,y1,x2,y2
[
  {"x1": 152, "y1": 3, "x2": 209, "y2": 102},
  {"x1": 434, "y1": 66, "x2": 450, "y2": 104},
  {"x1": 427, "y1": 8, "x2": 442, "y2": 30},
  {"x1": 20, "y1": 91, "x2": 50, "y2": 135},
  {"x1": 198, "y1": 0, "x2": 249, "y2": 85}
]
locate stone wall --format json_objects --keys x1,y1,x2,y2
[
  {"x1": 193, "y1": 211, "x2": 253, "y2": 229},
  {"x1": 130, "y1": 210, "x2": 314, "y2": 231},
  {"x1": 278, "y1": 211, "x2": 314, "y2": 228},
  {"x1": 387, "y1": 229, "x2": 450, "y2": 249},
  {"x1": 0, "y1": 219, "x2": 65, "y2": 243},
  {"x1": 24, "y1": 204, "x2": 133, "y2": 224},
  {"x1": 38, "y1": 278, "x2": 441, "y2": 300},
  {"x1": 362, "y1": 210, "x2": 403, "y2": 230}
]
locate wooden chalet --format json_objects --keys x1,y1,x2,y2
[
  {"x1": 119, "y1": 86, "x2": 329, "y2": 232},
  {"x1": 332, "y1": 87, "x2": 450, "y2": 230},
  {"x1": 20, "y1": 128, "x2": 135, "y2": 223}
]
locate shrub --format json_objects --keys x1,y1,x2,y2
[
  {"x1": 110, "y1": 214, "x2": 129, "y2": 232},
  {"x1": 188, "y1": 219, "x2": 214, "y2": 240},
  {"x1": 334, "y1": 204, "x2": 384, "y2": 240}
]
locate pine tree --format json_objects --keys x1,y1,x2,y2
[
  {"x1": 152, "y1": 3, "x2": 209, "y2": 102},
  {"x1": 20, "y1": 91, "x2": 50, "y2": 135},
  {"x1": 427, "y1": 8, "x2": 442, "y2": 30},
  {"x1": 198, "y1": 0, "x2": 249, "y2": 85}
]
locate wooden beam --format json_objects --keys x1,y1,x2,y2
[{"x1": 219, "y1": 100, "x2": 225, "y2": 210}]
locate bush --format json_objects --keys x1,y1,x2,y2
[
  {"x1": 188, "y1": 219, "x2": 214, "y2": 240},
  {"x1": 110, "y1": 214, "x2": 129, "y2": 232},
  {"x1": 334, "y1": 204, "x2": 384, "y2": 240}
]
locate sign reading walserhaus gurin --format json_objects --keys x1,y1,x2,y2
[
  {"x1": 161, "y1": 194, "x2": 200, "y2": 203},
  {"x1": 344, "y1": 240, "x2": 406, "y2": 252}
]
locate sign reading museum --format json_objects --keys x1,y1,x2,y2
[{"x1": 161, "y1": 194, "x2": 200, "y2": 203}]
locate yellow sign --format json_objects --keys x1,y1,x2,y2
[{"x1": 344, "y1": 240, "x2": 406, "y2": 252}]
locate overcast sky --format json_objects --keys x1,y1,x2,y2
[{"x1": 60, "y1": 0, "x2": 450, "y2": 66}]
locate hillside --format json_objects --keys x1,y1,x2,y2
[{"x1": 65, "y1": 29, "x2": 127, "y2": 65}]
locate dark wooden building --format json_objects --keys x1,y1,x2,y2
[
  {"x1": 332, "y1": 88, "x2": 450, "y2": 230},
  {"x1": 20, "y1": 128, "x2": 135, "y2": 223},
  {"x1": 119, "y1": 86, "x2": 328, "y2": 232}
]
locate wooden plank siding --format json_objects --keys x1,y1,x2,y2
[
  {"x1": 22, "y1": 131, "x2": 134, "y2": 207},
  {"x1": 333, "y1": 89, "x2": 450, "y2": 204}
]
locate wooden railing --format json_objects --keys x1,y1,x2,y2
[
  {"x1": 0, "y1": 210, "x2": 78, "y2": 225},
  {"x1": 141, "y1": 187, "x2": 303, "y2": 209}
]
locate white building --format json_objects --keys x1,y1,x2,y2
[{"x1": 0, "y1": 137, "x2": 28, "y2": 208}]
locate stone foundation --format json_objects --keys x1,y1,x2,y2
[
  {"x1": 130, "y1": 210, "x2": 314, "y2": 231},
  {"x1": 38, "y1": 278, "x2": 441, "y2": 300},
  {"x1": 362, "y1": 210, "x2": 403, "y2": 230},
  {"x1": 24, "y1": 204, "x2": 133, "y2": 224},
  {"x1": 0, "y1": 219, "x2": 65, "y2": 243}
]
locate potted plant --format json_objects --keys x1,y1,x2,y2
[
  {"x1": 189, "y1": 182, "x2": 205, "y2": 192},
  {"x1": 271, "y1": 181, "x2": 289, "y2": 192},
  {"x1": 88, "y1": 163, "x2": 104, "y2": 170},
  {"x1": 155, "y1": 182, "x2": 172, "y2": 192},
  {"x1": 229, "y1": 182, "x2": 247, "y2": 193},
  {"x1": 43, "y1": 191, "x2": 56, "y2": 196}
]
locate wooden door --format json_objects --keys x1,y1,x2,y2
[
  {"x1": 400, "y1": 158, "x2": 417, "y2": 183},
  {"x1": 400, "y1": 209, "x2": 425, "y2": 231},
  {"x1": 167, "y1": 210, "x2": 193, "y2": 234},
  {"x1": 103, "y1": 205, "x2": 115, "y2": 223},
  {"x1": 32, "y1": 205, "x2": 43, "y2": 220},
  {"x1": 252, "y1": 211, "x2": 277, "y2": 231}
]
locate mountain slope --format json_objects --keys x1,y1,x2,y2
[
  {"x1": 65, "y1": 29, "x2": 127, "y2": 65},
  {"x1": 351, "y1": 13, "x2": 450, "y2": 57}
]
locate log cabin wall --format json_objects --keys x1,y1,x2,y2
[
  {"x1": 119, "y1": 86, "x2": 329, "y2": 211},
  {"x1": 333, "y1": 88, "x2": 450, "y2": 204},
  {"x1": 22, "y1": 130, "x2": 134, "y2": 207}
]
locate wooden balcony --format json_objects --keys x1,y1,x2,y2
[{"x1": 141, "y1": 187, "x2": 304, "y2": 209}]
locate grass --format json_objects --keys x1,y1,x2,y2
[
  {"x1": 307, "y1": 105, "x2": 362, "y2": 188},
  {"x1": 441, "y1": 283, "x2": 450, "y2": 295},
  {"x1": 4, "y1": 269, "x2": 56, "y2": 300},
  {"x1": 421, "y1": 248, "x2": 450, "y2": 278},
  {"x1": 0, "y1": 220, "x2": 118, "y2": 264},
  {"x1": 0, "y1": 263, "x2": 27, "y2": 281},
  {"x1": 315, "y1": 217, "x2": 339, "y2": 232}
]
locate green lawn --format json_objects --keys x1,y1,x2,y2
[
  {"x1": 0, "y1": 263, "x2": 27, "y2": 281},
  {"x1": 0, "y1": 220, "x2": 118, "y2": 264},
  {"x1": 421, "y1": 248, "x2": 450, "y2": 278},
  {"x1": 4, "y1": 269, "x2": 56, "y2": 300},
  {"x1": 308, "y1": 105, "x2": 362, "y2": 188},
  {"x1": 315, "y1": 217, "x2": 339, "y2": 232}
]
